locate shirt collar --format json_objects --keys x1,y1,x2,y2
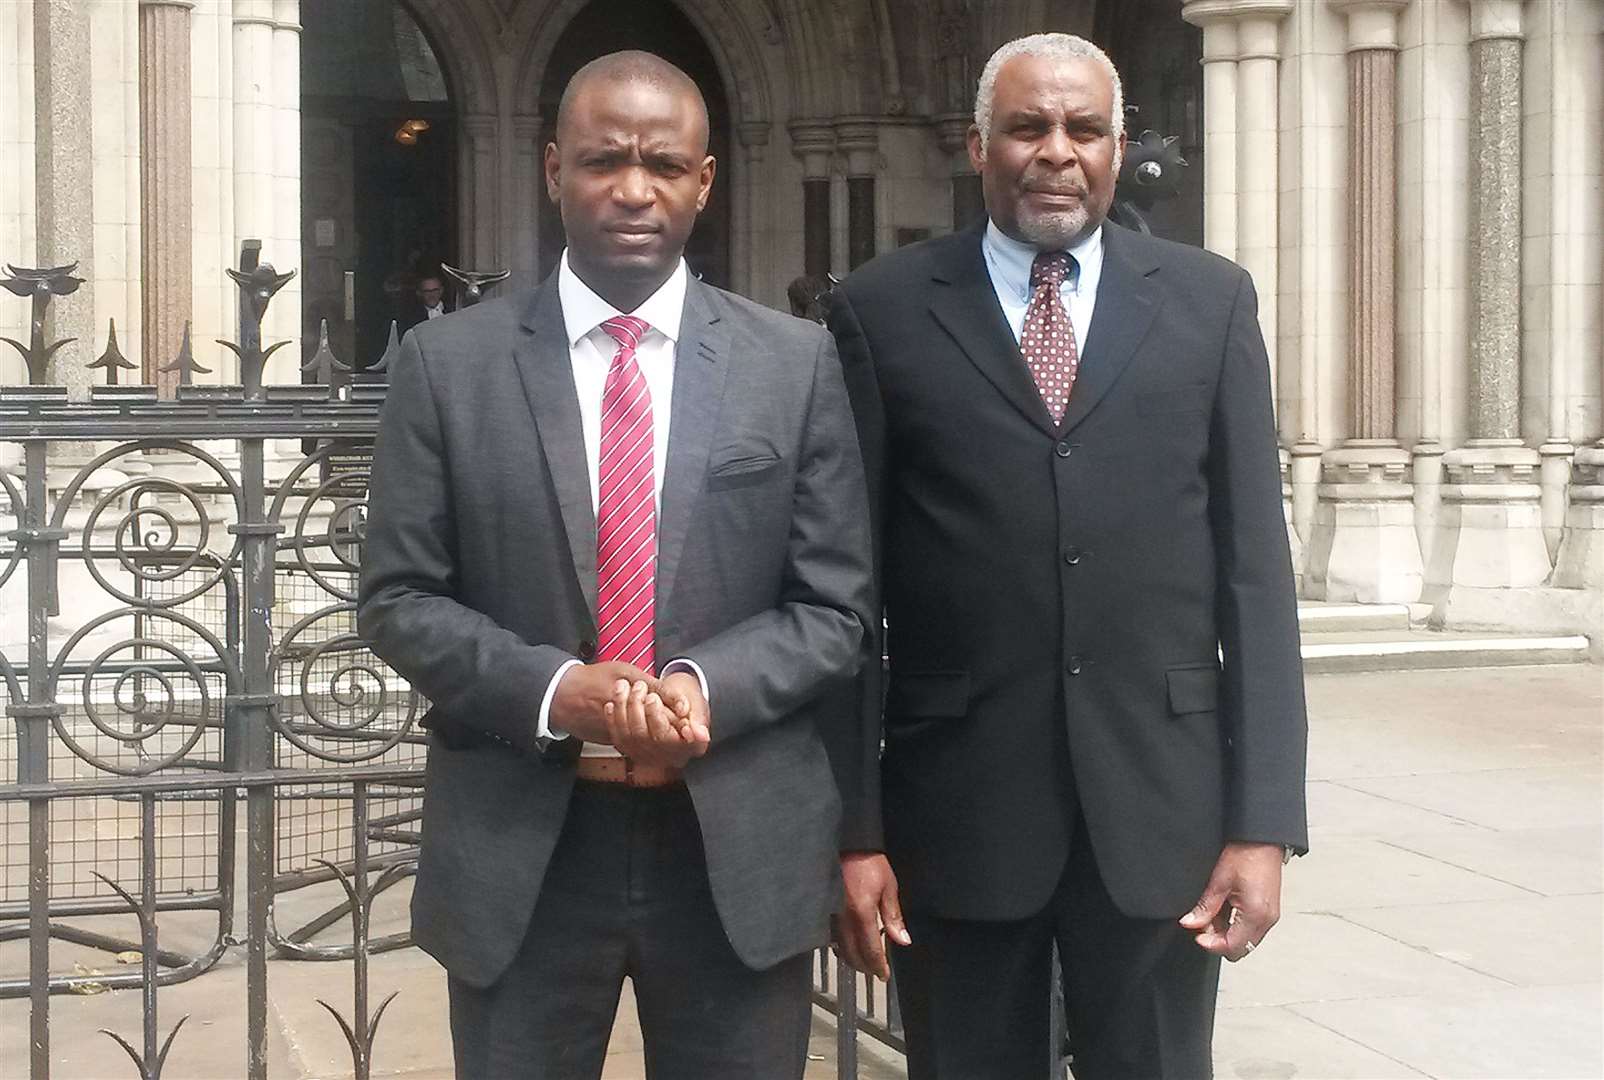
[
  {"x1": 557, "y1": 249, "x2": 689, "y2": 348},
  {"x1": 982, "y1": 218, "x2": 1104, "y2": 303}
]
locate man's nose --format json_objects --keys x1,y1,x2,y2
[
  {"x1": 612, "y1": 165, "x2": 654, "y2": 207},
  {"x1": 1037, "y1": 126, "x2": 1076, "y2": 167}
]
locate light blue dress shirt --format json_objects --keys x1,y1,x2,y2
[{"x1": 981, "y1": 219, "x2": 1105, "y2": 352}]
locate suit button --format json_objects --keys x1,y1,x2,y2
[
  {"x1": 1055, "y1": 441, "x2": 1074, "y2": 458},
  {"x1": 1066, "y1": 656, "x2": 1084, "y2": 676},
  {"x1": 1063, "y1": 547, "x2": 1084, "y2": 566},
  {"x1": 577, "y1": 639, "x2": 597, "y2": 661}
]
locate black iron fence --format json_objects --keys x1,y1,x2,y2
[{"x1": 0, "y1": 252, "x2": 922, "y2": 1079}]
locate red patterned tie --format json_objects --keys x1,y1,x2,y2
[
  {"x1": 1021, "y1": 251, "x2": 1079, "y2": 424},
  {"x1": 595, "y1": 315, "x2": 656, "y2": 674}
]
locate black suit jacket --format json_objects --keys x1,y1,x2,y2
[
  {"x1": 359, "y1": 274, "x2": 875, "y2": 986},
  {"x1": 827, "y1": 222, "x2": 1308, "y2": 922}
]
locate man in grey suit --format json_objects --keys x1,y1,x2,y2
[{"x1": 359, "y1": 50, "x2": 874, "y2": 1079}]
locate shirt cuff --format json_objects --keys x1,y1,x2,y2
[
  {"x1": 536, "y1": 658, "x2": 583, "y2": 741},
  {"x1": 660, "y1": 658, "x2": 711, "y2": 705}
]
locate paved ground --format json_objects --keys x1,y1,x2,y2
[{"x1": 2, "y1": 664, "x2": 1600, "y2": 1078}]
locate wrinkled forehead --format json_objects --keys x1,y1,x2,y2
[
  {"x1": 994, "y1": 53, "x2": 1115, "y2": 120},
  {"x1": 559, "y1": 76, "x2": 709, "y2": 153}
]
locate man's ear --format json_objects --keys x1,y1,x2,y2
[
  {"x1": 543, "y1": 142, "x2": 562, "y2": 204},
  {"x1": 966, "y1": 124, "x2": 986, "y2": 175},
  {"x1": 696, "y1": 155, "x2": 717, "y2": 212}
]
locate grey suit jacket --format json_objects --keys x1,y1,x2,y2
[{"x1": 358, "y1": 273, "x2": 875, "y2": 987}]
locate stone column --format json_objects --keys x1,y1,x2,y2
[
  {"x1": 789, "y1": 120, "x2": 834, "y2": 277},
  {"x1": 267, "y1": 0, "x2": 300, "y2": 381},
  {"x1": 936, "y1": 112, "x2": 983, "y2": 231},
  {"x1": 511, "y1": 114, "x2": 543, "y2": 292},
  {"x1": 1434, "y1": 0, "x2": 1552, "y2": 596},
  {"x1": 461, "y1": 114, "x2": 499, "y2": 274},
  {"x1": 1234, "y1": 3, "x2": 1292, "y2": 405},
  {"x1": 33, "y1": 0, "x2": 94, "y2": 400},
  {"x1": 836, "y1": 117, "x2": 879, "y2": 270},
  {"x1": 139, "y1": 0, "x2": 193, "y2": 396},
  {"x1": 232, "y1": 0, "x2": 276, "y2": 353},
  {"x1": 1182, "y1": 2, "x2": 1240, "y2": 260},
  {"x1": 1305, "y1": 0, "x2": 1422, "y2": 603},
  {"x1": 735, "y1": 120, "x2": 771, "y2": 299}
]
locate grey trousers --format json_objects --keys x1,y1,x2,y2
[{"x1": 446, "y1": 781, "x2": 813, "y2": 1080}]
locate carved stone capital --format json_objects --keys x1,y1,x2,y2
[{"x1": 1328, "y1": 0, "x2": 1409, "y2": 52}]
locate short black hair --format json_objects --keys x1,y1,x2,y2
[{"x1": 555, "y1": 50, "x2": 709, "y2": 152}]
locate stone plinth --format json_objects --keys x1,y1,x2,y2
[
  {"x1": 1304, "y1": 444, "x2": 1424, "y2": 603},
  {"x1": 1428, "y1": 443, "x2": 1552, "y2": 592},
  {"x1": 1551, "y1": 445, "x2": 1604, "y2": 592}
]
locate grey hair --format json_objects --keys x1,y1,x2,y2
[{"x1": 973, "y1": 33, "x2": 1125, "y2": 151}]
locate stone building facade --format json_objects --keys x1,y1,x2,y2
[{"x1": 1, "y1": 0, "x2": 1601, "y2": 634}]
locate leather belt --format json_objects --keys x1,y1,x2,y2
[{"x1": 574, "y1": 756, "x2": 683, "y2": 788}]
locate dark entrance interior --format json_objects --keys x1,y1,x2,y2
[
  {"x1": 537, "y1": 0, "x2": 733, "y2": 287},
  {"x1": 1095, "y1": 0, "x2": 1204, "y2": 246},
  {"x1": 301, "y1": 1, "x2": 456, "y2": 370}
]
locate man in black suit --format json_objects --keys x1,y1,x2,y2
[
  {"x1": 360, "y1": 51, "x2": 873, "y2": 1078},
  {"x1": 827, "y1": 33, "x2": 1308, "y2": 1078}
]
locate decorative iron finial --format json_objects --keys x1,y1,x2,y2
[
  {"x1": 441, "y1": 263, "x2": 511, "y2": 308},
  {"x1": 1117, "y1": 129, "x2": 1188, "y2": 211},
  {"x1": 219, "y1": 247, "x2": 293, "y2": 400},
  {"x1": 225, "y1": 262, "x2": 296, "y2": 327},
  {"x1": 87, "y1": 318, "x2": 138, "y2": 385},
  {"x1": 158, "y1": 322, "x2": 211, "y2": 384},
  {"x1": 1, "y1": 262, "x2": 85, "y2": 384},
  {"x1": 302, "y1": 318, "x2": 352, "y2": 384},
  {"x1": 369, "y1": 321, "x2": 401, "y2": 375}
]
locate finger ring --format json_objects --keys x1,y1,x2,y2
[{"x1": 1243, "y1": 939, "x2": 1257, "y2": 954}]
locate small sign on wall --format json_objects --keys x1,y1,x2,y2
[{"x1": 315, "y1": 219, "x2": 337, "y2": 248}]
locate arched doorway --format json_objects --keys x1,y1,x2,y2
[
  {"x1": 1095, "y1": 0, "x2": 1204, "y2": 246},
  {"x1": 300, "y1": 1, "x2": 458, "y2": 369},
  {"x1": 536, "y1": 0, "x2": 734, "y2": 288}
]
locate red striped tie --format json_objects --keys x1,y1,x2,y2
[{"x1": 595, "y1": 315, "x2": 657, "y2": 674}]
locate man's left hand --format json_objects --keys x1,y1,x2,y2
[
  {"x1": 659, "y1": 670, "x2": 712, "y2": 747},
  {"x1": 1178, "y1": 841, "x2": 1283, "y2": 962}
]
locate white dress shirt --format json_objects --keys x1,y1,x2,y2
[
  {"x1": 981, "y1": 219, "x2": 1104, "y2": 351},
  {"x1": 423, "y1": 302, "x2": 445, "y2": 320},
  {"x1": 536, "y1": 251, "x2": 707, "y2": 754}
]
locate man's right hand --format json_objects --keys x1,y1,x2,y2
[
  {"x1": 548, "y1": 661, "x2": 656, "y2": 743},
  {"x1": 834, "y1": 852, "x2": 910, "y2": 982}
]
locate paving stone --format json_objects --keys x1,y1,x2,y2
[
  {"x1": 1214, "y1": 1004, "x2": 1429, "y2": 1078},
  {"x1": 1335, "y1": 894, "x2": 1604, "y2": 987},
  {"x1": 1217, "y1": 911, "x2": 1509, "y2": 1010},
  {"x1": 1290, "y1": 983, "x2": 1604, "y2": 1079}
]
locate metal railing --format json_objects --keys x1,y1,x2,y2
[{"x1": 0, "y1": 252, "x2": 930, "y2": 1079}]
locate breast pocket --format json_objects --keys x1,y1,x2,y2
[{"x1": 705, "y1": 451, "x2": 784, "y2": 492}]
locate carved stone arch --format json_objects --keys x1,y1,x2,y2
[
  {"x1": 397, "y1": 0, "x2": 503, "y2": 118},
  {"x1": 509, "y1": 0, "x2": 774, "y2": 125}
]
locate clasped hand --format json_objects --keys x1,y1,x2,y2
[{"x1": 549, "y1": 661, "x2": 711, "y2": 767}]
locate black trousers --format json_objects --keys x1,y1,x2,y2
[
  {"x1": 891, "y1": 820, "x2": 1221, "y2": 1080},
  {"x1": 447, "y1": 781, "x2": 813, "y2": 1080}
]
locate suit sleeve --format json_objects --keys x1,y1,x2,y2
[
  {"x1": 821, "y1": 286, "x2": 887, "y2": 852},
  {"x1": 357, "y1": 332, "x2": 576, "y2": 755},
  {"x1": 1208, "y1": 269, "x2": 1310, "y2": 854},
  {"x1": 675, "y1": 331, "x2": 877, "y2": 757}
]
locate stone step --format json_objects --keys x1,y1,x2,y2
[
  {"x1": 1296, "y1": 601, "x2": 1415, "y2": 633},
  {"x1": 1299, "y1": 629, "x2": 1592, "y2": 673}
]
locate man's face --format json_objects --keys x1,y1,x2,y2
[
  {"x1": 545, "y1": 77, "x2": 715, "y2": 295},
  {"x1": 968, "y1": 53, "x2": 1124, "y2": 249},
  {"x1": 417, "y1": 279, "x2": 443, "y2": 306}
]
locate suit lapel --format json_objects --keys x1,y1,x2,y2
[
  {"x1": 1059, "y1": 224, "x2": 1163, "y2": 436},
  {"x1": 929, "y1": 228, "x2": 1058, "y2": 438},
  {"x1": 655, "y1": 280, "x2": 729, "y2": 616},
  {"x1": 511, "y1": 280, "x2": 600, "y2": 622}
]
